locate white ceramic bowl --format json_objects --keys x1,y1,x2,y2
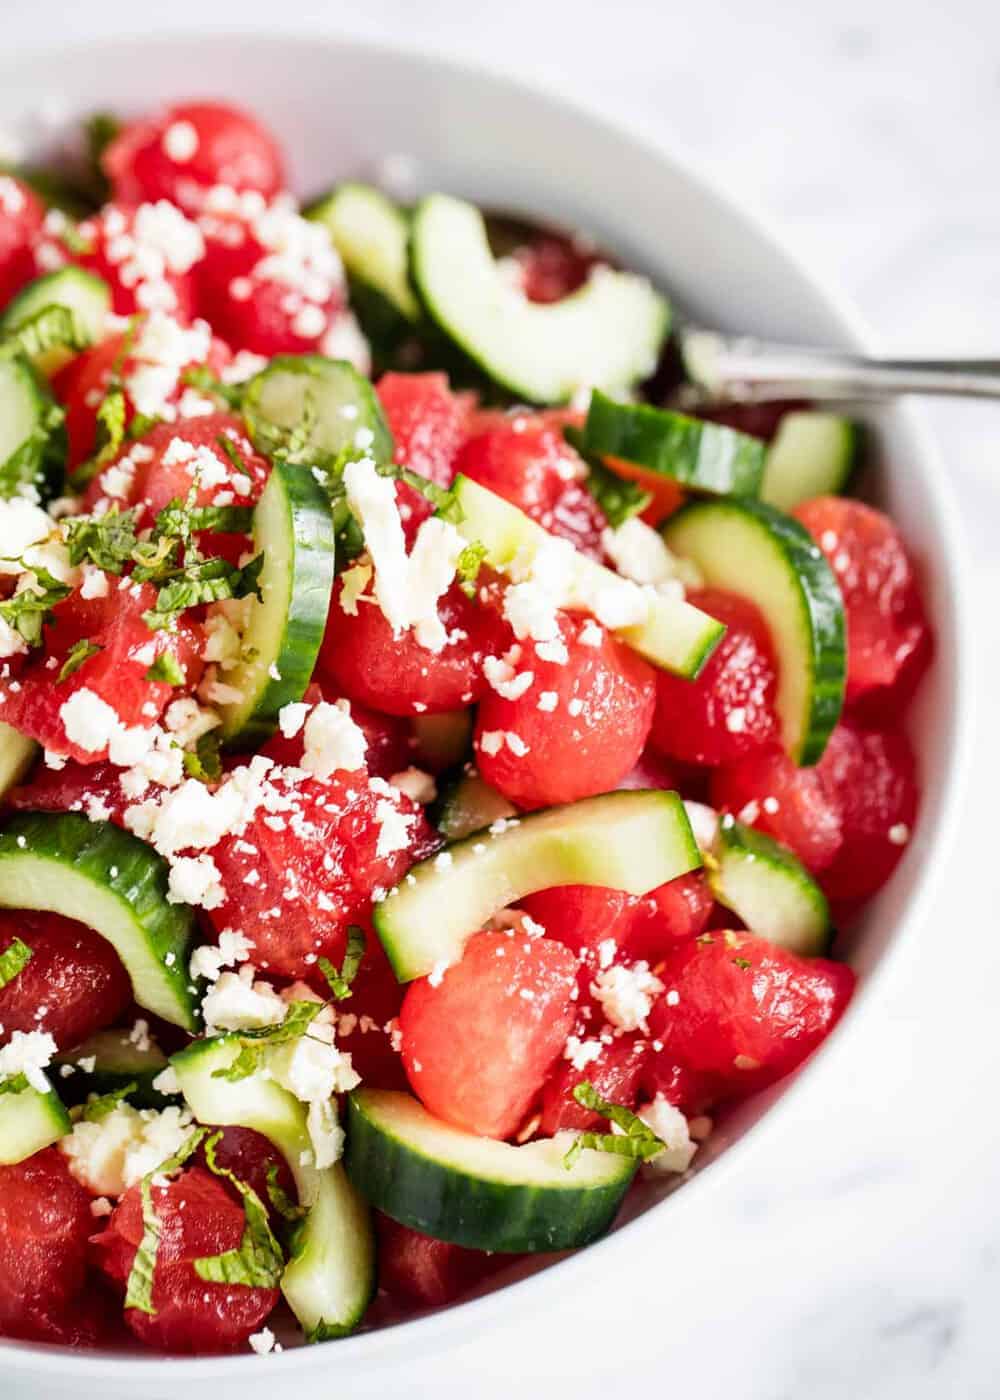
[{"x1": 0, "y1": 30, "x2": 971, "y2": 1399}]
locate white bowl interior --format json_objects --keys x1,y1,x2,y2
[{"x1": 0, "y1": 31, "x2": 968, "y2": 1391}]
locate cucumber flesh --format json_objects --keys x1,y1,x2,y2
[
  {"x1": 0, "y1": 267, "x2": 111, "y2": 375},
  {"x1": 306, "y1": 183, "x2": 420, "y2": 324},
  {"x1": 217, "y1": 459, "x2": 336, "y2": 747},
  {"x1": 55, "y1": 1028, "x2": 174, "y2": 1110},
  {"x1": 0, "y1": 723, "x2": 37, "y2": 800},
  {"x1": 582, "y1": 390, "x2": 765, "y2": 498},
  {"x1": 708, "y1": 815, "x2": 831, "y2": 955},
  {"x1": 375, "y1": 789, "x2": 700, "y2": 982},
  {"x1": 0, "y1": 812, "x2": 198, "y2": 1030},
  {"x1": 242, "y1": 354, "x2": 393, "y2": 467},
  {"x1": 663, "y1": 498, "x2": 846, "y2": 765},
  {"x1": 451, "y1": 475, "x2": 724, "y2": 679},
  {"x1": 410, "y1": 194, "x2": 669, "y2": 404},
  {"x1": 0, "y1": 355, "x2": 66, "y2": 501},
  {"x1": 431, "y1": 770, "x2": 517, "y2": 842},
  {"x1": 347, "y1": 1089, "x2": 636, "y2": 1253},
  {"x1": 0, "y1": 1073, "x2": 70, "y2": 1164},
  {"x1": 762, "y1": 412, "x2": 858, "y2": 511},
  {"x1": 171, "y1": 1034, "x2": 375, "y2": 1339}
]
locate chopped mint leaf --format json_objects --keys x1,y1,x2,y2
[
  {"x1": 70, "y1": 386, "x2": 126, "y2": 488},
  {"x1": 142, "y1": 553, "x2": 264, "y2": 632},
  {"x1": 82, "y1": 1081, "x2": 139, "y2": 1123},
  {"x1": 215, "y1": 433, "x2": 252, "y2": 478},
  {"x1": 145, "y1": 651, "x2": 185, "y2": 686},
  {"x1": 0, "y1": 936, "x2": 32, "y2": 990},
  {"x1": 562, "y1": 1081, "x2": 665, "y2": 1170},
  {"x1": 317, "y1": 926, "x2": 366, "y2": 1001},
  {"x1": 193, "y1": 1132, "x2": 285, "y2": 1290},
  {"x1": 153, "y1": 500, "x2": 254, "y2": 540},
  {"x1": 266, "y1": 1163, "x2": 307, "y2": 1223},
  {"x1": 210, "y1": 1002, "x2": 322, "y2": 1083},
  {"x1": 0, "y1": 1072, "x2": 30, "y2": 1097},
  {"x1": 64, "y1": 506, "x2": 140, "y2": 573},
  {"x1": 732, "y1": 956, "x2": 752, "y2": 971},
  {"x1": 124, "y1": 1127, "x2": 208, "y2": 1316},
  {"x1": 181, "y1": 365, "x2": 244, "y2": 410},
  {"x1": 58, "y1": 638, "x2": 102, "y2": 683},
  {"x1": 182, "y1": 730, "x2": 223, "y2": 784},
  {"x1": 0, "y1": 566, "x2": 72, "y2": 646},
  {"x1": 128, "y1": 412, "x2": 162, "y2": 439}
]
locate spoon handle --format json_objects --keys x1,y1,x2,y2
[{"x1": 680, "y1": 329, "x2": 1000, "y2": 402}]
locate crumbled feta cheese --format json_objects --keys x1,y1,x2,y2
[
  {"x1": 725, "y1": 706, "x2": 747, "y2": 734},
  {"x1": 248, "y1": 1327, "x2": 278, "y2": 1356},
  {"x1": 591, "y1": 961, "x2": 663, "y2": 1033},
  {"x1": 537, "y1": 690, "x2": 558, "y2": 712},
  {"x1": 162, "y1": 119, "x2": 199, "y2": 162},
  {"x1": 389, "y1": 767, "x2": 437, "y2": 805},
  {"x1": 167, "y1": 854, "x2": 225, "y2": 909},
  {"x1": 637, "y1": 1095, "x2": 699, "y2": 1175},
  {"x1": 0, "y1": 1029, "x2": 56, "y2": 1093},
  {"x1": 277, "y1": 701, "x2": 309, "y2": 739},
  {"x1": 601, "y1": 517, "x2": 684, "y2": 587},
  {"x1": 201, "y1": 966, "x2": 287, "y2": 1034},
  {"x1": 80, "y1": 564, "x2": 110, "y2": 600},
  {"x1": 59, "y1": 688, "x2": 121, "y2": 753},
  {"x1": 483, "y1": 652, "x2": 534, "y2": 701},
  {"x1": 479, "y1": 730, "x2": 504, "y2": 757},
  {"x1": 888, "y1": 823, "x2": 911, "y2": 846},
  {"x1": 60, "y1": 1102, "x2": 195, "y2": 1196},
  {"x1": 301, "y1": 701, "x2": 367, "y2": 779},
  {"x1": 373, "y1": 796, "x2": 416, "y2": 858},
  {"x1": 564, "y1": 1035, "x2": 603, "y2": 1072}
]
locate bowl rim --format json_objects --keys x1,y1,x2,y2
[{"x1": 0, "y1": 24, "x2": 974, "y2": 1384}]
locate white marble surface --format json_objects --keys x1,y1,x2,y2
[{"x1": 5, "y1": 1, "x2": 1000, "y2": 1395}]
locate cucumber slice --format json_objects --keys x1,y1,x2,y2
[
  {"x1": 0, "y1": 1072, "x2": 70, "y2": 1164},
  {"x1": 762, "y1": 412, "x2": 859, "y2": 512},
  {"x1": 451, "y1": 475, "x2": 724, "y2": 679},
  {"x1": 431, "y1": 769, "x2": 517, "y2": 841},
  {"x1": 0, "y1": 813, "x2": 198, "y2": 1030},
  {"x1": 582, "y1": 390, "x2": 765, "y2": 498},
  {"x1": 0, "y1": 723, "x2": 37, "y2": 800},
  {"x1": 410, "y1": 710, "x2": 473, "y2": 773},
  {"x1": 242, "y1": 354, "x2": 393, "y2": 467},
  {"x1": 306, "y1": 183, "x2": 420, "y2": 336},
  {"x1": 376, "y1": 789, "x2": 699, "y2": 982},
  {"x1": 708, "y1": 815, "x2": 831, "y2": 955},
  {"x1": 410, "y1": 194, "x2": 669, "y2": 404},
  {"x1": 217, "y1": 459, "x2": 336, "y2": 747},
  {"x1": 0, "y1": 267, "x2": 111, "y2": 375},
  {"x1": 663, "y1": 499, "x2": 845, "y2": 764},
  {"x1": 0, "y1": 355, "x2": 66, "y2": 501},
  {"x1": 171, "y1": 1034, "x2": 375, "y2": 1339},
  {"x1": 347, "y1": 1089, "x2": 635, "y2": 1253},
  {"x1": 55, "y1": 1028, "x2": 174, "y2": 1111}
]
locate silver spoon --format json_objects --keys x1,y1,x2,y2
[{"x1": 679, "y1": 329, "x2": 1000, "y2": 403}]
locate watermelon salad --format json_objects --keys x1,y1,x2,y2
[{"x1": 0, "y1": 100, "x2": 931, "y2": 1357}]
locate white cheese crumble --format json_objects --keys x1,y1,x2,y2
[
  {"x1": 167, "y1": 853, "x2": 225, "y2": 910},
  {"x1": 201, "y1": 966, "x2": 287, "y2": 1035},
  {"x1": 590, "y1": 961, "x2": 664, "y2": 1033},
  {"x1": 301, "y1": 701, "x2": 367, "y2": 779},
  {"x1": 636, "y1": 1095, "x2": 699, "y2": 1175},
  {"x1": 389, "y1": 767, "x2": 437, "y2": 805},
  {"x1": 59, "y1": 1102, "x2": 195, "y2": 1196},
  {"x1": 0, "y1": 1029, "x2": 57, "y2": 1093}
]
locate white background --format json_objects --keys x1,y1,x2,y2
[{"x1": 5, "y1": 1, "x2": 1000, "y2": 1396}]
